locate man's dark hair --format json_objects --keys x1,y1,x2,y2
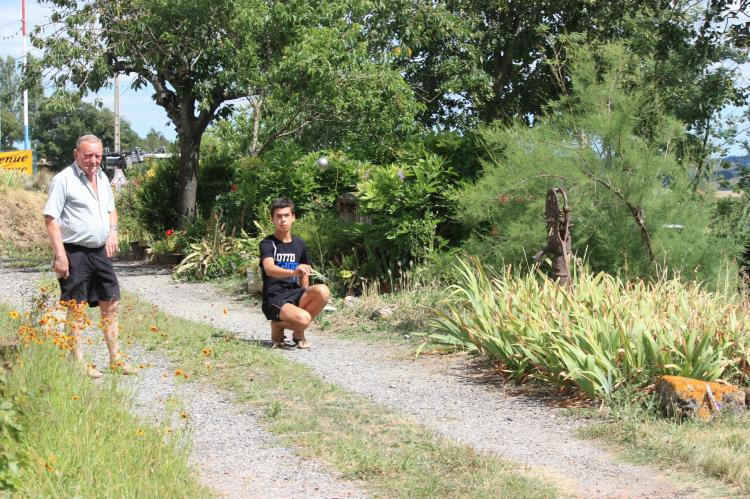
[{"x1": 269, "y1": 198, "x2": 296, "y2": 216}]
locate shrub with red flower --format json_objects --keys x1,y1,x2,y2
[{"x1": 153, "y1": 229, "x2": 181, "y2": 253}]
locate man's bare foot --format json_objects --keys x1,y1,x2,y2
[
  {"x1": 271, "y1": 322, "x2": 287, "y2": 346},
  {"x1": 292, "y1": 337, "x2": 310, "y2": 349},
  {"x1": 110, "y1": 360, "x2": 136, "y2": 375},
  {"x1": 85, "y1": 363, "x2": 103, "y2": 378}
]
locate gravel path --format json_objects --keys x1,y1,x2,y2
[
  {"x1": 0, "y1": 262, "x2": 367, "y2": 499},
  {"x1": 115, "y1": 262, "x2": 703, "y2": 498},
  {"x1": 0, "y1": 261, "x2": 716, "y2": 497}
]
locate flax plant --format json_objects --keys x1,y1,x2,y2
[{"x1": 432, "y1": 258, "x2": 750, "y2": 399}]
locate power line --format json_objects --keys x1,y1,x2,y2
[
  {"x1": 0, "y1": 19, "x2": 21, "y2": 29},
  {"x1": 0, "y1": 28, "x2": 22, "y2": 41}
]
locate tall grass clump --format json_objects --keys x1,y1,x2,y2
[
  {"x1": 0, "y1": 301, "x2": 208, "y2": 497},
  {"x1": 431, "y1": 258, "x2": 750, "y2": 399},
  {"x1": 0, "y1": 171, "x2": 25, "y2": 193}
]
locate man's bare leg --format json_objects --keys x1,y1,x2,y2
[
  {"x1": 271, "y1": 321, "x2": 287, "y2": 345},
  {"x1": 65, "y1": 301, "x2": 102, "y2": 378},
  {"x1": 278, "y1": 285, "x2": 330, "y2": 348},
  {"x1": 100, "y1": 300, "x2": 133, "y2": 374}
]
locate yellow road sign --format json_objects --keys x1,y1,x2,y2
[{"x1": 0, "y1": 150, "x2": 33, "y2": 175}]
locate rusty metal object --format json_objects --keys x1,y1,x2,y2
[{"x1": 533, "y1": 188, "x2": 572, "y2": 286}]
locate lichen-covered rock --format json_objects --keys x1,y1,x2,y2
[
  {"x1": 343, "y1": 296, "x2": 361, "y2": 309},
  {"x1": 656, "y1": 375, "x2": 746, "y2": 421},
  {"x1": 370, "y1": 306, "x2": 396, "y2": 320}
]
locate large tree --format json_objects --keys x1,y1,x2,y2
[
  {"x1": 364, "y1": 0, "x2": 749, "y2": 140},
  {"x1": 33, "y1": 99, "x2": 141, "y2": 169},
  {"x1": 32, "y1": 0, "x2": 417, "y2": 224}
]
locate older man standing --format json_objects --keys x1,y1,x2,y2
[{"x1": 43, "y1": 134, "x2": 133, "y2": 378}]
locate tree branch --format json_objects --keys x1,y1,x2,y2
[{"x1": 589, "y1": 174, "x2": 655, "y2": 263}]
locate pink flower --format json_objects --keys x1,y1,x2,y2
[
  {"x1": 165, "y1": 229, "x2": 174, "y2": 237},
  {"x1": 230, "y1": 183, "x2": 238, "y2": 193}
]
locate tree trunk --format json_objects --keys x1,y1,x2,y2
[
  {"x1": 177, "y1": 131, "x2": 201, "y2": 226},
  {"x1": 250, "y1": 95, "x2": 263, "y2": 157}
]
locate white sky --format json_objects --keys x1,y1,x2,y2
[{"x1": 1, "y1": 0, "x2": 747, "y2": 154}]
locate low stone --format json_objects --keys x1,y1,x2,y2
[
  {"x1": 655, "y1": 375, "x2": 746, "y2": 421},
  {"x1": 246, "y1": 267, "x2": 262, "y2": 295},
  {"x1": 343, "y1": 296, "x2": 360, "y2": 308},
  {"x1": 370, "y1": 306, "x2": 396, "y2": 320}
]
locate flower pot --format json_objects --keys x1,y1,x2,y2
[
  {"x1": 130, "y1": 241, "x2": 146, "y2": 260},
  {"x1": 246, "y1": 266, "x2": 263, "y2": 295},
  {"x1": 154, "y1": 252, "x2": 184, "y2": 265}
]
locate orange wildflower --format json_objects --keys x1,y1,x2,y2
[
  {"x1": 150, "y1": 325, "x2": 160, "y2": 332},
  {"x1": 135, "y1": 428, "x2": 145, "y2": 436},
  {"x1": 8, "y1": 311, "x2": 19, "y2": 320},
  {"x1": 71, "y1": 395, "x2": 79, "y2": 401}
]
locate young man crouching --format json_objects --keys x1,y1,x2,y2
[{"x1": 259, "y1": 198, "x2": 330, "y2": 348}]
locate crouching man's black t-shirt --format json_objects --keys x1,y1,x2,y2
[{"x1": 259, "y1": 235, "x2": 310, "y2": 300}]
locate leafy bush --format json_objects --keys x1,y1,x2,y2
[
  {"x1": 196, "y1": 146, "x2": 237, "y2": 222},
  {"x1": 456, "y1": 43, "x2": 742, "y2": 284},
  {"x1": 232, "y1": 147, "x2": 364, "y2": 230},
  {"x1": 356, "y1": 151, "x2": 455, "y2": 274},
  {"x1": 429, "y1": 258, "x2": 750, "y2": 399},
  {"x1": 135, "y1": 157, "x2": 180, "y2": 234},
  {"x1": 133, "y1": 149, "x2": 238, "y2": 237},
  {"x1": 175, "y1": 213, "x2": 260, "y2": 281},
  {"x1": 292, "y1": 212, "x2": 359, "y2": 275}
]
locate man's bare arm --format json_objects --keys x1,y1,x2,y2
[
  {"x1": 261, "y1": 257, "x2": 312, "y2": 280},
  {"x1": 44, "y1": 215, "x2": 69, "y2": 279},
  {"x1": 105, "y1": 209, "x2": 119, "y2": 258}
]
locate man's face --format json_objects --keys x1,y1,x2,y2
[
  {"x1": 74, "y1": 141, "x2": 103, "y2": 174},
  {"x1": 272, "y1": 207, "x2": 295, "y2": 232}
]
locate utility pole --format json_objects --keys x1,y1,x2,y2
[
  {"x1": 22, "y1": 0, "x2": 29, "y2": 150},
  {"x1": 114, "y1": 73, "x2": 121, "y2": 152}
]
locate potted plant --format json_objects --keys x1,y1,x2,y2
[
  {"x1": 151, "y1": 229, "x2": 184, "y2": 265},
  {"x1": 245, "y1": 258, "x2": 262, "y2": 294}
]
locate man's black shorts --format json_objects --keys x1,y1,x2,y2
[
  {"x1": 262, "y1": 287, "x2": 306, "y2": 321},
  {"x1": 59, "y1": 243, "x2": 120, "y2": 308}
]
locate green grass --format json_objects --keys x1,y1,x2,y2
[
  {"x1": 0, "y1": 303, "x2": 209, "y2": 498},
  {"x1": 119, "y1": 292, "x2": 557, "y2": 498},
  {"x1": 324, "y1": 283, "x2": 444, "y2": 346},
  {"x1": 579, "y1": 395, "x2": 750, "y2": 494}
]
